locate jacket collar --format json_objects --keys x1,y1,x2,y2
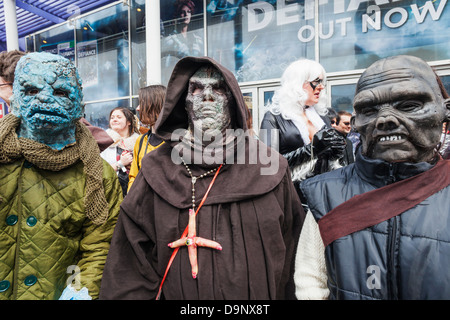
[{"x1": 354, "y1": 148, "x2": 436, "y2": 188}]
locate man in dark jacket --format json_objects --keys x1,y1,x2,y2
[
  {"x1": 100, "y1": 56, "x2": 304, "y2": 300},
  {"x1": 294, "y1": 55, "x2": 450, "y2": 300}
]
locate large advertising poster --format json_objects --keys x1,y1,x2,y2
[
  {"x1": 207, "y1": 0, "x2": 315, "y2": 83},
  {"x1": 318, "y1": 0, "x2": 450, "y2": 72},
  {"x1": 161, "y1": 0, "x2": 205, "y2": 85},
  {"x1": 205, "y1": 0, "x2": 450, "y2": 81}
]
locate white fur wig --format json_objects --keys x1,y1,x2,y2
[
  {"x1": 265, "y1": 59, "x2": 340, "y2": 182},
  {"x1": 266, "y1": 58, "x2": 328, "y2": 145}
]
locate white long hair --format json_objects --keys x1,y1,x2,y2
[
  {"x1": 267, "y1": 59, "x2": 328, "y2": 119},
  {"x1": 265, "y1": 58, "x2": 329, "y2": 146}
]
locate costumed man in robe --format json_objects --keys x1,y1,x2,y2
[
  {"x1": 0, "y1": 52, "x2": 122, "y2": 300},
  {"x1": 100, "y1": 56, "x2": 304, "y2": 300},
  {"x1": 294, "y1": 55, "x2": 450, "y2": 300}
]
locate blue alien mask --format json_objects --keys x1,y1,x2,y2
[{"x1": 10, "y1": 52, "x2": 84, "y2": 151}]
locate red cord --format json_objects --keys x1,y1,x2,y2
[{"x1": 156, "y1": 164, "x2": 223, "y2": 300}]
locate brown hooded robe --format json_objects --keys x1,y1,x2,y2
[{"x1": 99, "y1": 57, "x2": 305, "y2": 300}]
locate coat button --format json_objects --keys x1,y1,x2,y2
[
  {"x1": 24, "y1": 275, "x2": 37, "y2": 286},
  {"x1": 6, "y1": 215, "x2": 18, "y2": 226},
  {"x1": 0, "y1": 280, "x2": 10, "y2": 292},
  {"x1": 26, "y1": 216, "x2": 37, "y2": 227}
]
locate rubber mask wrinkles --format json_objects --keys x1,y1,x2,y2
[{"x1": 11, "y1": 52, "x2": 83, "y2": 151}]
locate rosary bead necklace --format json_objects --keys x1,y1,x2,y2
[
  {"x1": 161, "y1": 159, "x2": 223, "y2": 288},
  {"x1": 182, "y1": 158, "x2": 220, "y2": 211}
]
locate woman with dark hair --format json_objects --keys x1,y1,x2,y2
[
  {"x1": 101, "y1": 107, "x2": 140, "y2": 196},
  {"x1": 135, "y1": 85, "x2": 166, "y2": 134},
  {"x1": 128, "y1": 85, "x2": 166, "y2": 191}
]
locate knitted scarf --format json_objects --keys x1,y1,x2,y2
[{"x1": 0, "y1": 114, "x2": 109, "y2": 225}]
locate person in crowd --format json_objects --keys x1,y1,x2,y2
[
  {"x1": 326, "y1": 108, "x2": 354, "y2": 166},
  {"x1": 101, "y1": 107, "x2": 140, "y2": 196},
  {"x1": 0, "y1": 50, "x2": 114, "y2": 152},
  {"x1": 0, "y1": 50, "x2": 26, "y2": 110},
  {"x1": 335, "y1": 110, "x2": 352, "y2": 136},
  {"x1": 294, "y1": 55, "x2": 450, "y2": 300},
  {"x1": 99, "y1": 56, "x2": 304, "y2": 300},
  {"x1": 127, "y1": 85, "x2": 166, "y2": 191},
  {"x1": 259, "y1": 59, "x2": 347, "y2": 202},
  {"x1": 0, "y1": 52, "x2": 122, "y2": 300}
]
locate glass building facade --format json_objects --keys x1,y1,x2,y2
[{"x1": 25, "y1": 0, "x2": 450, "y2": 131}]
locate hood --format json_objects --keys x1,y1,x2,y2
[
  {"x1": 137, "y1": 57, "x2": 289, "y2": 207},
  {"x1": 155, "y1": 56, "x2": 248, "y2": 142}
]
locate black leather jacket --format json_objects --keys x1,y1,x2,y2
[
  {"x1": 260, "y1": 111, "x2": 316, "y2": 155},
  {"x1": 260, "y1": 111, "x2": 349, "y2": 177},
  {"x1": 300, "y1": 150, "x2": 450, "y2": 299}
]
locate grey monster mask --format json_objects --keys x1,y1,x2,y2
[
  {"x1": 352, "y1": 55, "x2": 450, "y2": 163},
  {"x1": 185, "y1": 65, "x2": 234, "y2": 142}
]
